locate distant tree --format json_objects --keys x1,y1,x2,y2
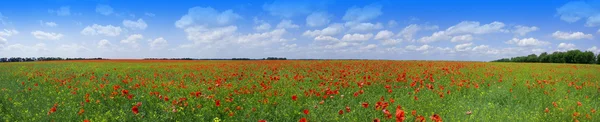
[{"x1": 539, "y1": 52, "x2": 549, "y2": 63}]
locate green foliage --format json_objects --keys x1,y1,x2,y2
[{"x1": 492, "y1": 49, "x2": 598, "y2": 64}]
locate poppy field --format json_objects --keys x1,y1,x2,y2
[{"x1": 0, "y1": 60, "x2": 599, "y2": 121}]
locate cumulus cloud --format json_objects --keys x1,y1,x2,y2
[
  {"x1": 512, "y1": 25, "x2": 538, "y2": 36},
  {"x1": 455, "y1": 42, "x2": 473, "y2": 51},
  {"x1": 405, "y1": 45, "x2": 431, "y2": 51},
  {"x1": 40, "y1": 21, "x2": 58, "y2": 27},
  {"x1": 0, "y1": 29, "x2": 19, "y2": 44},
  {"x1": 149, "y1": 37, "x2": 168, "y2": 50},
  {"x1": 314, "y1": 36, "x2": 339, "y2": 42},
  {"x1": 254, "y1": 23, "x2": 271, "y2": 31},
  {"x1": 342, "y1": 4, "x2": 382, "y2": 22},
  {"x1": 587, "y1": 46, "x2": 600, "y2": 53},
  {"x1": 184, "y1": 26, "x2": 237, "y2": 43},
  {"x1": 276, "y1": 20, "x2": 299, "y2": 29},
  {"x1": 450, "y1": 34, "x2": 473, "y2": 42},
  {"x1": 175, "y1": 6, "x2": 241, "y2": 28},
  {"x1": 58, "y1": 44, "x2": 89, "y2": 52},
  {"x1": 303, "y1": 23, "x2": 344, "y2": 37},
  {"x1": 81, "y1": 24, "x2": 123, "y2": 36},
  {"x1": 445, "y1": 21, "x2": 507, "y2": 35},
  {"x1": 557, "y1": 43, "x2": 576, "y2": 50},
  {"x1": 374, "y1": 30, "x2": 394, "y2": 40},
  {"x1": 97, "y1": 39, "x2": 112, "y2": 49},
  {"x1": 346, "y1": 22, "x2": 383, "y2": 32},
  {"x1": 123, "y1": 19, "x2": 148, "y2": 30},
  {"x1": 120, "y1": 34, "x2": 143, "y2": 48},
  {"x1": 341, "y1": 33, "x2": 373, "y2": 42},
  {"x1": 552, "y1": 31, "x2": 593, "y2": 40},
  {"x1": 306, "y1": 12, "x2": 330, "y2": 27},
  {"x1": 556, "y1": 1, "x2": 600, "y2": 26},
  {"x1": 419, "y1": 21, "x2": 506, "y2": 43},
  {"x1": 31, "y1": 31, "x2": 63, "y2": 40},
  {"x1": 95, "y1": 4, "x2": 114, "y2": 15},
  {"x1": 399, "y1": 24, "x2": 439, "y2": 41},
  {"x1": 48, "y1": 6, "x2": 70, "y2": 16},
  {"x1": 505, "y1": 38, "x2": 550, "y2": 47}
]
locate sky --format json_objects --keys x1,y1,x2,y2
[{"x1": 0, "y1": 0, "x2": 599, "y2": 61}]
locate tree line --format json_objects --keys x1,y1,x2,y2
[
  {"x1": 492, "y1": 50, "x2": 600, "y2": 64},
  {"x1": 0, "y1": 57, "x2": 104, "y2": 62}
]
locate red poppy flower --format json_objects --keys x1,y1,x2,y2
[
  {"x1": 258, "y1": 120, "x2": 267, "y2": 122},
  {"x1": 430, "y1": 114, "x2": 442, "y2": 122},
  {"x1": 48, "y1": 104, "x2": 58, "y2": 115},
  {"x1": 395, "y1": 106, "x2": 405, "y2": 122},
  {"x1": 216, "y1": 100, "x2": 221, "y2": 107},
  {"x1": 303, "y1": 109, "x2": 309, "y2": 115},
  {"x1": 292, "y1": 95, "x2": 298, "y2": 101},
  {"x1": 373, "y1": 118, "x2": 380, "y2": 122},
  {"x1": 298, "y1": 118, "x2": 307, "y2": 122},
  {"x1": 544, "y1": 108, "x2": 549, "y2": 113},
  {"x1": 415, "y1": 115, "x2": 425, "y2": 122},
  {"x1": 345, "y1": 106, "x2": 351, "y2": 113},
  {"x1": 362, "y1": 102, "x2": 369, "y2": 108},
  {"x1": 339, "y1": 109, "x2": 344, "y2": 115}
]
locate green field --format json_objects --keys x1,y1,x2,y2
[{"x1": 1, "y1": 60, "x2": 599, "y2": 121}]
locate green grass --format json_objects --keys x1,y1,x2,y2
[{"x1": 0, "y1": 60, "x2": 599, "y2": 122}]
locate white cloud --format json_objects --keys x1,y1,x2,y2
[
  {"x1": 149, "y1": 37, "x2": 168, "y2": 50},
  {"x1": 235, "y1": 29, "x2": 287, "y2": 46},
  {"x1": 40, "y1": 21, "x2": 58, "y2": 27},
  {"x1": 586, "y1": 15, "x2": 600, "y2": 27},
  {"x1": 57, "y1": 44, "x2": 89, "y2": 52},
  {"x1": 380, "y1": 39, "x2": 400, "y2": 46},
  {"x1": 302, "y1": 23, "x2": 344, "y2": 37},
  {"x1": 557, "y1": 43, "x2": 576, "y2": 50},
  {"x1": 587, "y1": 46, "x2": 600, "y2": 53},
  {"x1": 552, "y1": 31, "x2": 593, "y2": 40},
  {"x1": 254, "y1": 23, "x2": 271, "y2": 31},
  {"x1": 31, "y1": 31, "x2": 63, "y2": 40},
  {"x1": 0, "y1": 29, "x2": 19, "y2": 44},
  {"x1": 184, "y1": 26, "x2": 237, "y2": 43},
  {"x1": 598, "y1": 29, "x2": 600, "y2": 34},
  {"x1": 445, "y1": 21, "x2": 507, "y2": 35},
  {"x1": 419, "y1": 21, "x2": 506, "y2": 43},
  {"x1": 343, "y1": 4, "x2": 382, "y2": 22},
  {"x1": 346, "y1": 22, "x2": 383, "y2": 32},
  {"x1": 418, "y1": 31, "x2": 451, "y2": 43},
  {"x1": 48, "y1": 6, "x2": 70, "y2": 16},
  {"x1": 96, "y1": 4, "x2": 114, "y2": 15},
  {"x1": 556, "y1": 1, "x2": 600, "y2": 27},
  {"x1": 505, "y1": 38, "x2": 550, "y2": 47},
  {"x1": 120, "y1": 34, "x2": 143, "y2": 48},
  {"x1": 341, "y1": 33, "x2": 373, "y2": 42},
  {"x1": 512, "y1": 25, "x2": 539, "y2": 36},
  {"x1": 175, "y1": 6, "x2": 241, "y2": 28},
  {"x1": 455, "y1": 42, "x2": 473, "y2": 51},
  {"x1": 314, "y1": 36, "x2": 339, "y2": 42},
  {"x1": 360, "y1": 44, "x2": 377, "y2": 50},
  {"x1": 306, "y1": 12, "x2": 330, "y2": 27},
  {"x1": 405, "y1": 45, "x2": 431, "y2": 51},
  {"x1": 145, "y1": 12, "x2": 155, "y2": 17},
  {"x1": 97, "y1": 39, "x2": 112, "y2": 48},
  {"x1": 399, "y1": 24, "x2": 438, "y2": 41},
  {"x1": 123, "y1": 19, "x2": 148, "y2": 30},
  {"x1": 374, "y1": 30, "x2": 394, "y2": 40},
  {"x1": 450, "y1": 34, "x2": 473, "y2": 42},
  {"x1": 276, "y1": 20, "x2": 299, "y2": 29},
  {"x1": 81, "y1": 24, "x2": 123, "y2": 36}
]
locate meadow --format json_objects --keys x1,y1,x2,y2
[{"x1": 0, "y1": 60, "x2": 599, "y2": 122}]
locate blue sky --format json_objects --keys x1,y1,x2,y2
[{"x1": 0, "y1": 0, "x2": 599, "y2": 61}]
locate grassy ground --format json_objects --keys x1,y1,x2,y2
[{"x1": 0, "y1": 60, "x2": 599, "y2": 121}]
